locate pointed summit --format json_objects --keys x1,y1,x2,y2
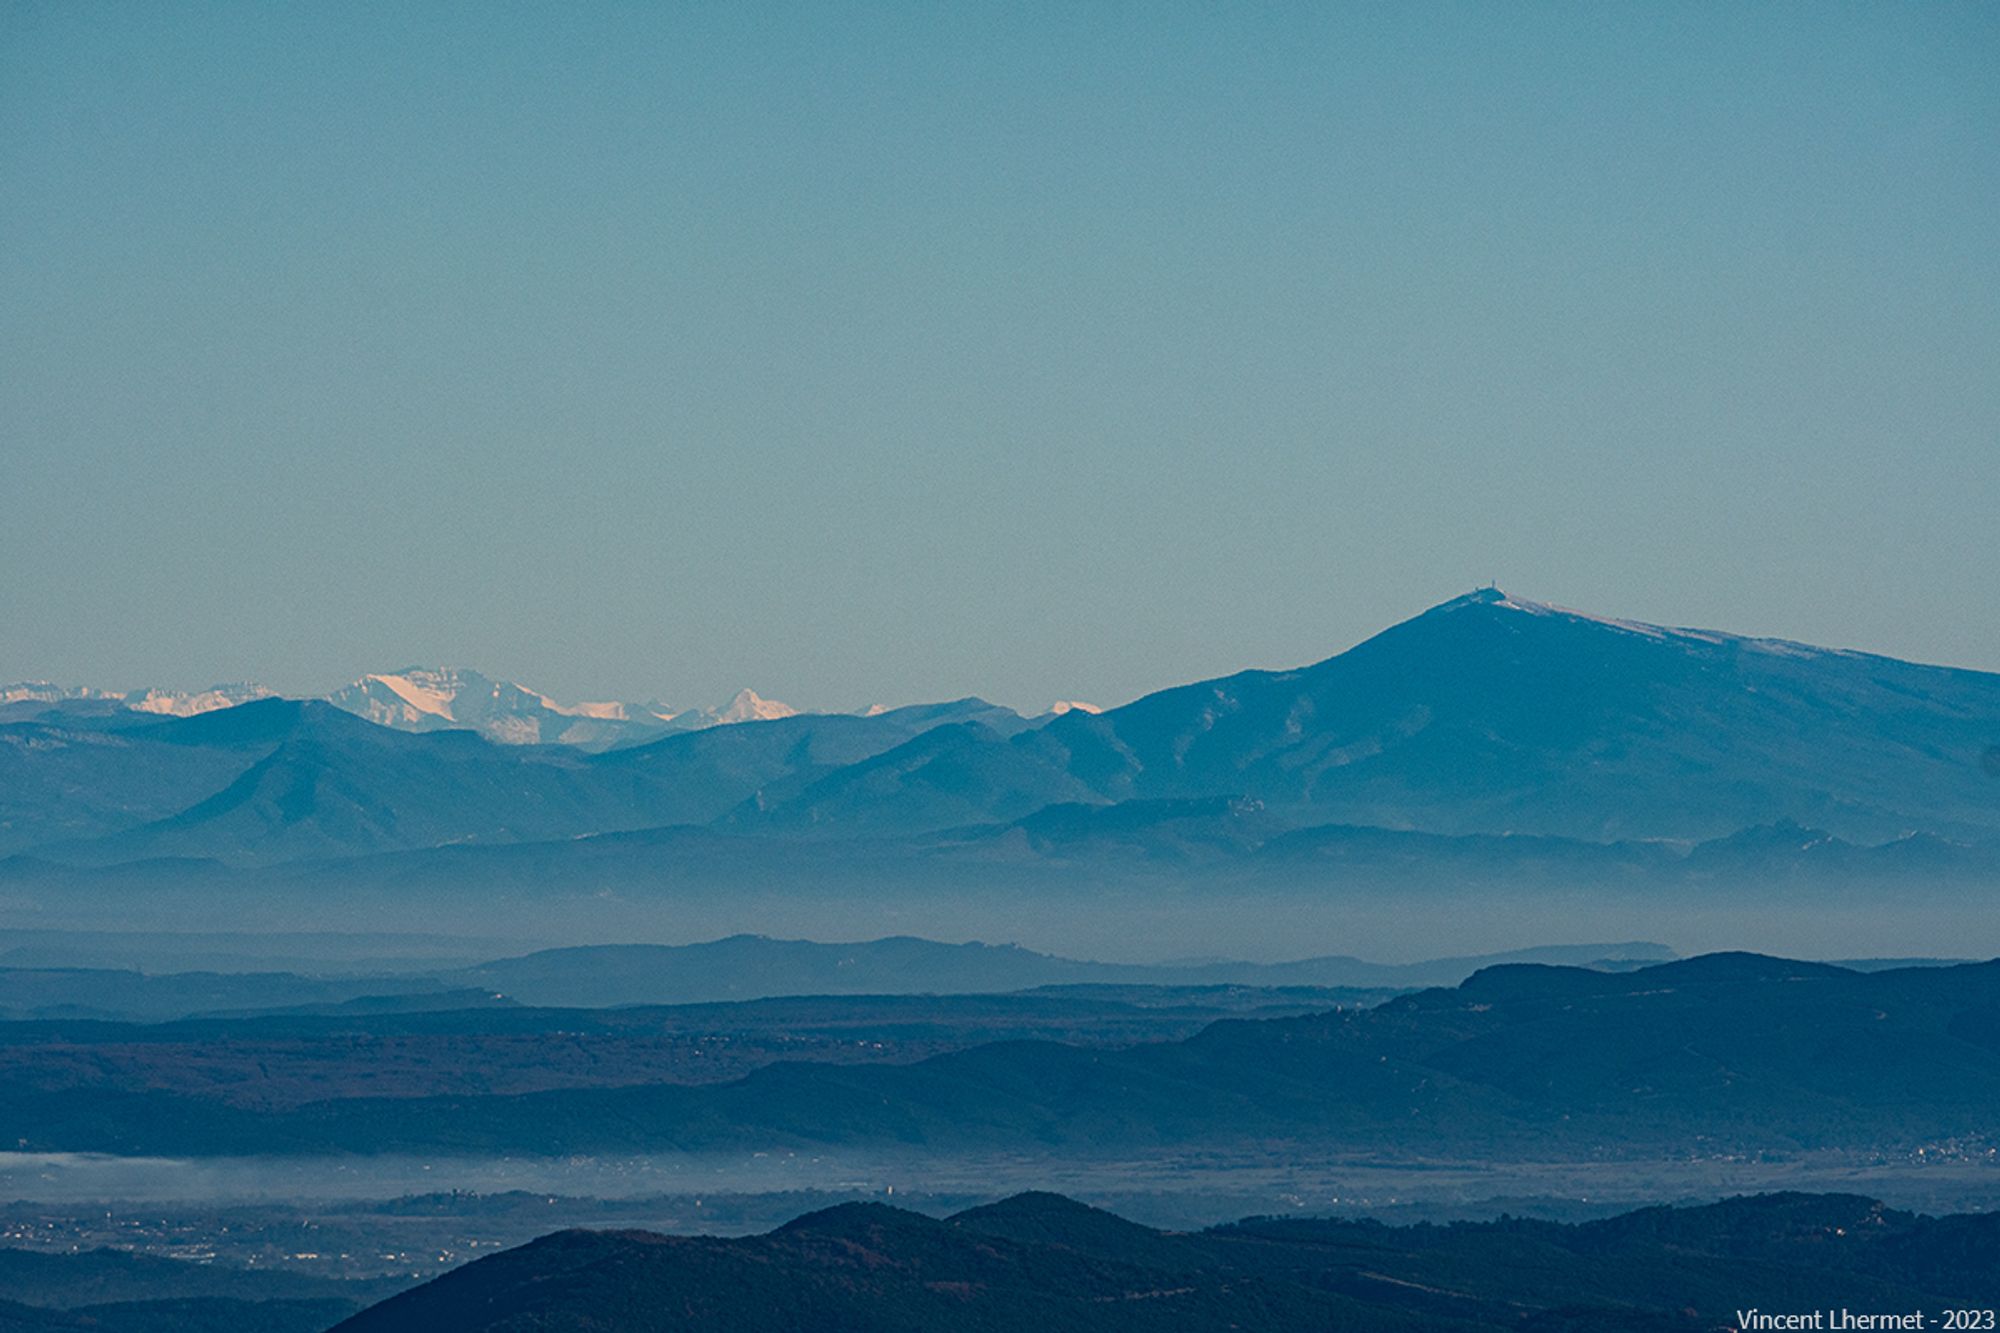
[
  {"x1": 751, "y1": 589, "x2": 2000, "y2": 844},
  {"x1": 706, "y1": 688, "x2": 798, "y2": 726}
]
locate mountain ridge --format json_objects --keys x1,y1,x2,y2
[
  {"x1": 7, "y1": 671, "x2": 844, "y2": 751},
  {"x1": 8, "y1": 591, "x2": 2000, "y2": 870},
  {"x1": 738, "y1": 588, "x2": 2000, "y2": 842}
]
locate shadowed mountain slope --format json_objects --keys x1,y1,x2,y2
[{"x1": 49, "y1": 702, "x2": 646, "y2": 865}]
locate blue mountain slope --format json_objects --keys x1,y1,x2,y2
[
  {"x1": 14, "y1": 592, "x2": 2000, "y2": 864},
  {"x1": 749, "y1": 590, "x2": 2000, "y2": 842},
  {"x1": 15, "y1": 701, "x2": 1039, "y2": 865}
]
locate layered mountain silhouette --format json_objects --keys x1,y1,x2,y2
[
  {"x1": 0, "y1": 680, "x2": 275, "y2": 718},
  {"x1": 14, "y1": 954, "x2": 2000, "y2": 1157},
  {"x1": 7, "y1": 591, "x2": 1999, "y2": 868},
  {"x1": 330, "y1": 673, "x2": 829, "y2": 747},
  {"x1": 325, "y1": 667, "x2": 686, "y2": 748},
  {"x1": 4, "y1": 698, "x2": 1020, "y2": 864},
  {"x1": 8, "y1": 670, "x2": 844, "y2": 750}
]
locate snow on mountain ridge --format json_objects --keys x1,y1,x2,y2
[
  {"x1": 126, "y1": 684, "x2": 278, "y2": 715},
  {"x1": 361, "y1": 670, "x2": 460, "y2": 721},
  {"x1": 1443, "y1": 587, "x2": 1842, "y2": 660},
  {"x1": 703, "y1": 688, "x2": 798, "y2": 726},
  {"x1": 321, "y1": 670, "x2": 801, "y2": 747},
  {"x1": 0, "y1": 681, "x2": 275, "y2": 715},
  {"x1": 5, "y1": 670, "x2": 804, "y2": 746}
]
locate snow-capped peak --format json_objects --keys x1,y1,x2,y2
[
  {"x1": 330, "y1": 668, "x2": 486, "y2": 727},
  {"x1": 125, "y1": 683, "x2": 277, "y2": 716},
  {"x1": 706, "y1": 688, "x2": 798, "y2": 725},
  {"x1": 1046, "y1": 700, "x2": 1103, "y2": 716},
  {"x1": 352, "y1": 669, "x2": 462, "y2": 721},
  {"x1": 318, "y1": 670, "x2": 798, "y2": 746}
]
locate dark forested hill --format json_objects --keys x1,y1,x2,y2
[{"x1": 331, "y1": 1190, "x2": 2000, "y2": 1331}]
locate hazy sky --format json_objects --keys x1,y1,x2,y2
[{"x1": 3, "y1": 3, "x2": 1995, "y2": 713}]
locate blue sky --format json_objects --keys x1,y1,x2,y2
[{"x1": 3, "y1": 2, "x2": 1995, "y2": 711}]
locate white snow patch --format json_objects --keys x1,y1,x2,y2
[
  {"x1": 1480, "y1": 592, "x2": 1823, "y2": 654},
  {"x1": 365, "y1": 674, "x2": 458, "y2": 720}
]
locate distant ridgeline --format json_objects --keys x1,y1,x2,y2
[
  {"x1": 6, "y1": 954, "x2": 1998, "y2": 1159},
  {"x1": 0, "y1": 934, "x2": 1666, "y2": 1019},
  {"x1": 333, "y1": 1190, "x2": 2000, "y2": 1331},
  {"x1": 5, "y1": 591, "x2": 2000, "y2": 894}
]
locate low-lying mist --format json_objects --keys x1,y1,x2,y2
[{"x1": 4, "y1": 874, "x2": 1994, "y2": 967}]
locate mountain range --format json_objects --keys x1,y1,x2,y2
[
  {"x1": 4, "y1": 590, "x2": 1998, "y2": 885},
  {"x1": 755, "y1": 588, "x2": 2000, "y2": 844},
  {"x1": 321, "y1": 670, "x2": 860, "y2": 747},
  {"x1": 0, "y1": 680, "x2": 275, "y2": 718},
  {"x1": 5, "y1": 667, "x2": 1090, "y2": 753},
  {"x1": 2, "y1": 672, "x2": 819, "y2": 750},
  {"x1": 0, "y1": 696, "x2": 1022, "y2": 861}
]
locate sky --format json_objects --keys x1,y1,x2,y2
[{"x1": 3, "y1": 2, "x2": 1996, "y2": 714}]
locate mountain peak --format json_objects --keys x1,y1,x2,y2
[
  {"x1": 325, "y1": 668, "x2": 683, "y2": 749},
  {"x1": 707, "y1": 689, "x2": 798, "y2": 725},
  {"x1": 775, "y1": 1200, "x2": 934, "y2": 1237},
  {"x1": 1417, "y1": 587, "x2": 1739, "y2": 647},
  {"x1": 1429, "y1": 586, "x2": 1588, "y2": 620}
]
